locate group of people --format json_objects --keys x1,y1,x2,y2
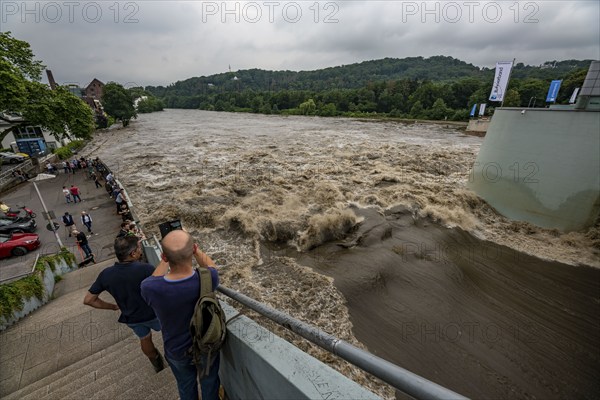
[
  {"x1": 62, "y1": 211, "x2": 95, "y2": 260},
  {"x1": 11, "y1": 169, "x2": 29, "y2": 182},
  {"x1": 83, "y1": 230, "x2": 221, "y2": 400},
  {"x1": 62, "y1": 185, "x2": 82, "y2": 203},
  {"x1": 47, "y1": 156, "x2": 100, "y2": 176},
  {"x1": 59, "y1": 158, "x2": 111, "y2": 262}
]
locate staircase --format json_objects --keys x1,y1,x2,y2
[{"x1": 0, "y1": 259, "x2": 178, "y2": 399}]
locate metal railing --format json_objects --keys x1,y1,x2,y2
[
  {"x1": 0, "y1": 253, "x2": 41, "y2": 284},
  {"x1": 219, "y1": 286, "x2": 467, "y2": 399},
  {"x1": 0, "y1": 159, "x2": 33, "y2": 187}
]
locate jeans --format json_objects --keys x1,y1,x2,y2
[
  {"x1": 166, "y1": 354, "x2": 220, "y2": 400},
  {"x1": 83, "y1": 221, "x2": 92, "y2": 233},
  {"x1": 80, "y1": 243, "x2": 92, "y2": 258}
]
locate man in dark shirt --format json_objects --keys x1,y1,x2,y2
[
  {"x1": 84, "y1": 235, "x2": 165, "y2": 372},
  {"x1": 73, "y1": 229, "x2": 93, "y2": 259},
  {"x1": 62, "y1": 212, "x2": 75, "y2": 237},
  {"x1": 141, "y1": 230, "x2": 220, "y2": 400}
]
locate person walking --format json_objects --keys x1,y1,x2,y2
[
  {"x1": 81, "y1": 211, "x2": 93, "y2": 235},
  {"x1": 70, "y1": 185, "x2": 82, "y2": 203},
  {"x1": 84, "y1": 236, "x2": 165, "y2": 373},
  {"x1": 62, "y1": 212, "x2": 75, "y2": 237},
  {"x1": 141, "y1": 230, "x2": 221, "y2": 400},
  {"x1": 92, "y1": 173, "x2": 102, "y2": 189},
  {"x1": 115, "y1": 188, "x2": 127, "y2": 213},
  {"x1": 73, "y1": 229, "x2": 93, "y2": 259},
  {"x1": 62, "y1": 186, "x2": 72, "y2": 204}
]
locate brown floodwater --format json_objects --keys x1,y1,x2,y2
[
  {"x1": 291, "y1": 206, "x2": 600, "y2": 399},
  {"x1": 90, "y1": 109, "x2": 600, "y2": 399}
]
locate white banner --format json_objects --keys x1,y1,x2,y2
[
  {"x1": 569, "y1": 87, "x2": 580, "y2": 104},
  {"x1": 489, "y1": 61, "x2": 513, "y2": 102},
  {"x1": 479, "y1": 103, "x2": 487, "y2": 116}
]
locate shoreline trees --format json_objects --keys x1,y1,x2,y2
[{"x1": 0, "y1": 32, "x2": 95, "y2": 143}]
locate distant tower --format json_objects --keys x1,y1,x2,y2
[{"x1": 46, "y1": 70, "x2": 57, "y2": 90}]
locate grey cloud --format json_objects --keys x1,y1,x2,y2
[{"x1": 2, "y1": 1, "x2": 598, "y2": 86}]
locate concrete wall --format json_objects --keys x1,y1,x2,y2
[
  {"x1": 468, "y1": 108, "x2": 600, "y2": 231},
  {"x1": 219, "y1": 303, "x2": 380, "y2": 400},
  {"x1": 0, "y1": 258, "x2": 77, "y2": 331},
  {"x1": 466, "y1": 119, "x2": 490, "y2": 135}
]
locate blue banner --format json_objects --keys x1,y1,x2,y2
[
  {"x1": 546, "y1": 80, "x2": 562, "y2": 103},
  {"x1": 469, "y1": 104, "x2": 477, "y2": 117}
]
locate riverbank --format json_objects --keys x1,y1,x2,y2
[{"x1": 84, "y1": 110, "x2": 599, "y2": 399}]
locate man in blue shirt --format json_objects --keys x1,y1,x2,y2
[
  {"x1": 83, "y1": 235, "x2": 165, "y2": 373},
  {"x1": 141, "y1": 230, "x2": 220, "y2": 400}
]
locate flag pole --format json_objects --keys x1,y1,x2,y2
[{"x1": 500, "y1": 58, "x2": 516, "y2": 108}]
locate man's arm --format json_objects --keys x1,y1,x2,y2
[
  {"x1": 83, "y1": 292, "x2": 119, "y2": 310},
  {"x1": 152, "y1": 259, "x2": 170, "y2": 277},
  {"x1": 193, "y1": 245, "x2": 216, "y2": 268}
]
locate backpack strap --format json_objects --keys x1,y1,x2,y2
[{"x1": 197, "y1": 267, "x2": 214, "y2": 298}]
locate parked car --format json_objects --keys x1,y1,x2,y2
[
  {"x1": 0, "y1": 216, "x2": 37, "y2": 234},
  {"x1": 0, "y1": 152, "x2": 26, "y2": 164},
  {"x1": 0, "y1": 232, "x2": 41, "y2": 258}
]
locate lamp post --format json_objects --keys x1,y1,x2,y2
[{"x1": 32, "y1": 180, "x2": 63, "y2": 248}]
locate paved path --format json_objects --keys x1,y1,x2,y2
[{"x1": 1, "y1": 166, "x2": 122, "y2": 281}]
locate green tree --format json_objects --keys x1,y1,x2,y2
[
  {"x1": 557, "y1": 68, "x2": 587, "y2": 104},
  {"x1": 0, "y1": 32, "x2": 94, "y2": 141},
  {"x1": 502, "y1": 89, "x2": 521, "y2": 107},
  {"x1": 428, "y1": 98, "x2": 451, "y2": 120},
  {"x1": 137, "y1": 97, "x2": 165, "y2": 113},
  {"x1": 299, "y1": 99, "x2": 316, "y2": 115},
  {"x1": 102, "y1": 82, "x2": 137, "y2": 126},
  {"x1": 409, "y1": 101, "x2": 424, "y2": 119}
]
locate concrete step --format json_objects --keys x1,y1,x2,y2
[
  {"x1": 114, "y1": 361, "x2": 177, "y2": 400},
  {"x1": 3, "y1": 336, "x2": 137, "y2": 400},
  {"x1": 42, "y1": 344, "x2": 147, "y2": 400},
  {"x1": 145, "y1": 381, "x2": 181, "y2": 400},
  {"x1": 0, "y1": 287, "x2": 126, "y2": 396},
  {"x1": 91, "y1": 362, "x2": 175, "y2": 400},
  {"x1": 52, "y1": 257, "x2": 117, "y2": 298}
]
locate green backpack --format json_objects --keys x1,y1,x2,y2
[{"x1": 189, "y1": 267, "x2": 227, "y2": 378}]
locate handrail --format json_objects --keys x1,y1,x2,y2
[
  {"x1": 0, "y1": 253, "x2": 40, "y2": 285},
  {"x1": 0, "y1": 159, "x2": 33, "y2": 185},
  {"x1": 218, "y1": 286, "x2": 468, "y2": 400}
]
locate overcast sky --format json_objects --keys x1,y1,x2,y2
[{"x1": 2, "y1": 1, "x2": 599, "y2": 87}]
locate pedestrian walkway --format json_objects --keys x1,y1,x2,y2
[{"x1": 0, "y1": 165, "x2": 121, "y2": 281}]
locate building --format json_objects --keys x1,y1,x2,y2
[
  {"x1": 85, "y1": 78, "x2": 104, "y2": 100},
  {"x1": 0, "y1": 113, "x2": 70, "y2": 155}
]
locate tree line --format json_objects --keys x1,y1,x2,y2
[{"x1": 154, "y1": 66, "x2": 588, "y2": 121}]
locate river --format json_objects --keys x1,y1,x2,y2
[{"x1": 90, "y1": 109, "x2": 599, "y2": 399}]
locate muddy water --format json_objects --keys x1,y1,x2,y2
[{"x1": 90, "y1": 109, "x2": 599, "y2": 399}]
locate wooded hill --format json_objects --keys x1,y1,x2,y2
[{"x1": 144, "y1": 56, "x2": 592, "y2": 120}]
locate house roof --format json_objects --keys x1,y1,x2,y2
[{"x1": 85, "y1": 78, "x2": 104, "y2": 90}]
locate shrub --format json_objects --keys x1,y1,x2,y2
[{"x1": 53, "y1": 147, "x2": 73, "y2": 160}]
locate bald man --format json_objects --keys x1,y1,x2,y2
[{"x1": 141, "y1": 230, "x2": 220, "y2": 400}]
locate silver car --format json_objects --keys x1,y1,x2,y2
[{"x1": 0, "y1": 152, "x2": 26, "y2": 164}]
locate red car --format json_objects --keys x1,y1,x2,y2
[{"x1": 0, "y1": 232, "x2": 41, "y2": 258}]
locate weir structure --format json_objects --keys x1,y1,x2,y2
[{"x1": 469, "y1": 61, "x2": 600, "y2": 231}]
